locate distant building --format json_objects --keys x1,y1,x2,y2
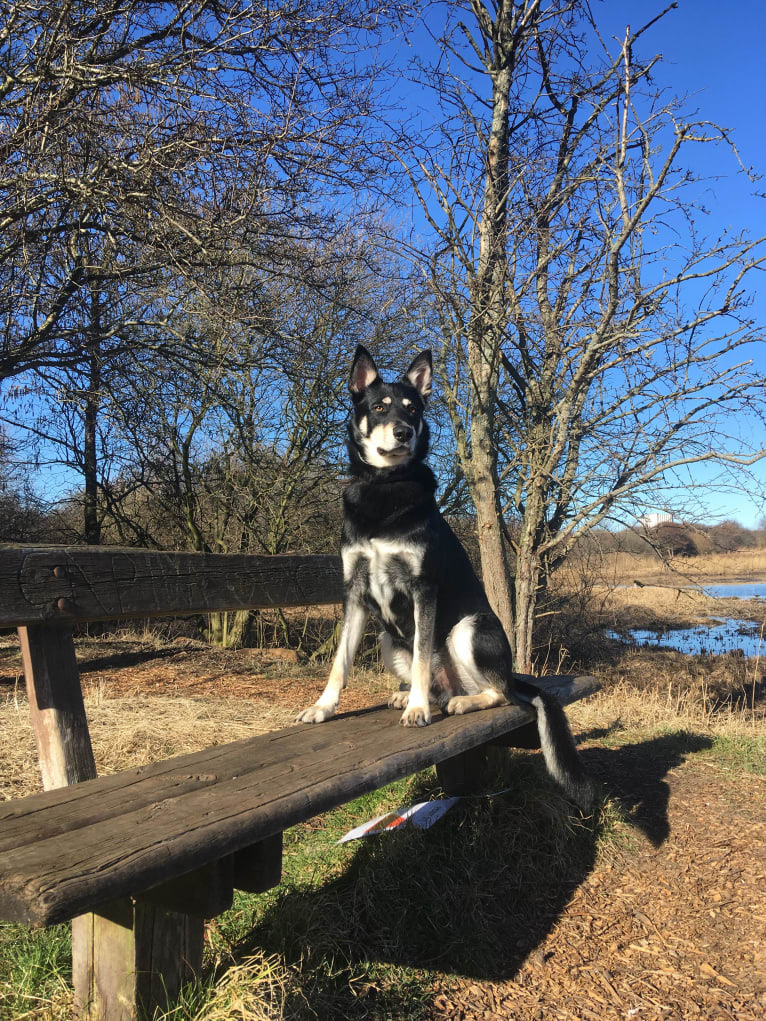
[{"x1": 639, "y1": 512, "x2": 673, "y2": 529}]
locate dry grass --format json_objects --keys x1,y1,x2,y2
[
  {"x1": 2, "y1": 646, "x2": 762, "y2": 808},
  {"x1": 590, "y1": 579, "x2": 766, "y2": 630},
  {"x1": 597, "y1": 581, "x2": 715, "y2": 623},
  {"x1": 591, "y1": 548, "x2": 766, "y2": 586},
  {"x1": 0, "y1": 941, "x2": 295, "y2": 1021},
  {"x1": 568, "y1": 646, "x2": 766, "y2": 754},
  {"x1": 156, "y1": 953, "x2": 295, "y2": 1021},
  {"x1": 0, "y1": 684, "x2": 294, "y2": 801},
  {"x1": 1, "y1": 633, "x2": 764, "y2": 1021},
  {"x1": 570, "y1": 675, "x2": 765, "y2": 741}
]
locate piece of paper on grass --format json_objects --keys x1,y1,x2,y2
[{"x1": 338, "y1": 798, "x2": 460, "y2": 843}]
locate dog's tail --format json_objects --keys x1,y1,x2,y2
[{"x1": 513, "y1": 678, "x2": 600, "y2": 811}]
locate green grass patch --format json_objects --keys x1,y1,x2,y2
[
  {"x1": 0, "y1": 922, "x2": 71, "y2": 1020},
  {"x1": 704, "y1": 733, "x2": 766, "y2": 775},
  {"x1": 583, "y1": 718, "x2": 766, "y2": 777}
]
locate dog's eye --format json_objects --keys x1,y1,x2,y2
[
  {"x1": 374, "y1": 403, "x2": 387, "y2": 413},
  {"x1": 406, "y1": 405, "x2": 417, "y2": 416}
]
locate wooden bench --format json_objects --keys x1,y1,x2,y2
[{"x1": 0, "y1": 544, "x2": 599, "y2": 1020}]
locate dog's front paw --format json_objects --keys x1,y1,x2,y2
[
  {"x1": 295, "y1": 704, "x2": 335, "y2": 724},
  {"x1": 387, "y1": 690, "x2": 409, "y2": 710},
  {"x1": 400, "y1": 705, "x2": 431, "y2": 727},
  {"x1": 446, "y1": 695, "x2": 470, "y2": 715}
]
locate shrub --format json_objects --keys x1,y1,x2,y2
[{"x1": 649, "y1": 522, "x2": 697, "y2": 558}]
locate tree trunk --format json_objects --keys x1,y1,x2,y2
[
  {"x1": 227, "y1": 609, "x2": 252, "y2": 649},
  {"x1": 463, "y1": 44, "x2": 516, "y2": 652},
  {"x1": 207, "y1": 609, "x2": 252, "y2": 648},
  {"x1": 469, "y1": 404, "x2": 516, "y2": 653},
  {"x1": 513, "y1": 543, "x2": 540, "y2": 674},
  {"x1": 83, "y1": 284, "x2": 102, "y2": 546}
]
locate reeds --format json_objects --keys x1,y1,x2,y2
[{"x1": 579, "y1": 548, "x2": 766, "y2": 586}]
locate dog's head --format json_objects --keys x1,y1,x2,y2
[{"x1": 347, "y1": 345, "x2": 432, "y2": 471}]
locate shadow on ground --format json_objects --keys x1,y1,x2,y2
[
  {"x1": 0, "y1": 641, "x2": 185, "y2": 686},
  {"x1": 583, "y1": 731, "x2": 713, "y2": 846},
  {"x1": 74, "y1": 646, "x2": 184, "y2": 674},
  {"x1": 226, "y1": 730, "x2": 713, "y2": 1019}
]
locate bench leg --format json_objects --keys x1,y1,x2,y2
[
  {"x1": 73, "y1": 899, "x2": 204, "y2": 1020},
  {"x1": 233, "y1": 832, "x2": 283, "y2": 893},
  {"x1": 18, "y1": 625, "x2": 135, "y2": 1017},
  {"x1": 18, "y1": 623, "x2": 97, "y2": 789},
  {"x1": 489, "y1": 719, "x2": 541, "y2": 749},
  {"x1": 436, "y1": 744, "x2": 488, "y2": 795}
]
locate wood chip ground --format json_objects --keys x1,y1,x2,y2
[{"x1": 426, "y1": 762, "x2": 765, "y2": 1021}]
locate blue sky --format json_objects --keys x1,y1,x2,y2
[
  {"x1": 599, "y1": 1, "x2": 766, "y2": 527},
  {"x1": 604, "y1": 1, "x2": 766, "y2": 199}
]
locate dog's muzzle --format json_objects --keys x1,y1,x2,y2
[{"x1": 376, "y1": 445, "x2": 411, "y2": 459}]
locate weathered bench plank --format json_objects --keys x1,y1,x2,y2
[
  {"x1": 0, "y1": 546, "x2": 343, "y2": 625},
  {"x1": 0, "y1": 675, "x2": 598, "y2": 926}
]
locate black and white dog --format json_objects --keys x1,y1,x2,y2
[{"x1": 296, "y1": 346, "x2": 598, "y2": 809}]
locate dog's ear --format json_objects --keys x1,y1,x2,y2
[
  {"x1": 404, "y1": 350, "x2": 432, "y2": 399},
  {"x1": 349, "y1": 345, "x2": 380, "y2": 397}
]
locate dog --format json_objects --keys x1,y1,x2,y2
[{"x1": 296, "y1": 345, "x2": 598, "y2": 809}]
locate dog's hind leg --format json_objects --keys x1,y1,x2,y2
[
  {"x1": 447, "y1": 689, "x2": 508, "y2": 714},
  {"x1": 445, "y1": 615, "x2": 598, "y2": 807},
  {"x1": 296, "y1": 603, "x2": 368, "y2": 724},
  {"x1": 444, "y1": 614, "x2": 509, "y2": 715}
]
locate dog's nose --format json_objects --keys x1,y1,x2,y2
[{"x1": 393, "y1": 424, "x2": 414, "y2": 443}]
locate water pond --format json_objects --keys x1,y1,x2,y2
[
  {"x1": 616, "y1": 579, "x2": 766, "y2": 659},
  {"x1": 622, "y1": 620, "x2": 764, "y2": 658},
  {"x1": 702, "y1": 580, "x2": 766, "y2": 600}
]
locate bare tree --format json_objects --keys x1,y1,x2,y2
[
  {"x1": 400, "y1": 1, "x2": 766, "y2": 670},
  {"x1": 1, "y1": 0, "x2": 410, "y2": 371},
  {"x1": 1, "y1": 0, "x2": 413, "y2": 539},
  {"x1": 0, "y1": 427, "x2": 51, "y2": 540}
]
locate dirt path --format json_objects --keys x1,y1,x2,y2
[{"x1": 434, "y1": 762, "x2": 766, "y2": 1021}]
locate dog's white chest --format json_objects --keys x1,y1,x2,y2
[{"x1": 342, "y1": 539, "x2": 424, "y2": 627}]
